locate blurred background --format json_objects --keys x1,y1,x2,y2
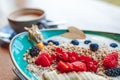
[{"x1": 0, "y1": 0, "x2": 120, "y2": 33}]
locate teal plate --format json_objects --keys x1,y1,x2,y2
[{"x1": 10, "y1": 29, "x2": 120, "y2": 80}]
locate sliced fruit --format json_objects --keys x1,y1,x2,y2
[
  {"x1": 58, "y1": 74, "x2": 66, "y2": 80},
  {"x1": 68, "y1": 72, "x2": 82, "y2": 80},
  {"x1": 63, "y1": 73, "x2": 71, "y2": 80},
  {"x1": 72, "y1": 61, "x2": 87, "y2": 72},
  {"x1": 57, "y1": 61, "x2": 69, "y2": 72}
]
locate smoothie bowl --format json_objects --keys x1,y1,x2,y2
[{"x1": 10, "y1": 26, "x2": 120, "y2": 80}]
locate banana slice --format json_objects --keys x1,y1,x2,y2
[
  {"x1": 44, "y1": 72, "x2": 52, "y2": 80},
  {"x1": 78, "y1": 72, "x2": 107, "y2": 80},
  {"x1": 58, "y1": 74, "x2": 66, "y2": 80},
  {"x1": 78, "y1": 72, "x2": 88, "y2": 80},
  {"x1": 49, "y1": 71, "x2": 59, "y2": 80},
  {"x1": 63, "y1": 73, "x2": 71, "y2": 80},
  {"x1": 82, "y1": 72, "x2": 92, "y2": 80},
  {"x1": 72, "y1": 71, "x2": 82, "y2": 80}
]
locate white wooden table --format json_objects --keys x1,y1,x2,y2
[{"x1": 0, "y1": 0, "x2": 120, "y2": 33}]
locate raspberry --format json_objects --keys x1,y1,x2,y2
[
  {"x1": 78, "y1": 55, "x2": 98, "y2": 72},
  {"x1": 69, "y1": 56, "x2": 77, "y2": 62},
  {"x1": 105, "y1": 67, "x2": 120, "y2": 77},
  {"x1": 103, "y1": 52, "x2": 118, "y2": 69},
  {"x1": 78, "y1": 55, "x2": 93, "y2": 63},
  {"x1": 51, "y1": 53, "x2": 57, "y2": 60},
  {"x1": 87, "y1": 61, "x2": 98, "y2": 72},
  {"x1": 62, "y1": 52, "x2": 69, "y2": 61},
  {"x1": 29, "y1": 46, "x2": 40, "y2": 57},
  {"x1": 56, "y1": 47, "x2": 63, "y2": 54}
]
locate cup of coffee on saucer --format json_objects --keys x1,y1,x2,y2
[{"x1": 8, "y1": 8, "x2": 58, "y2": 33}]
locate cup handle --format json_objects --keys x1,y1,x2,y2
[{"x1": 36, "y1": 20, "x2": 48, "y2": 29}]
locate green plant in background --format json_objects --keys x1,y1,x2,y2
[{"x1": 103, "y1": 0, "x2": 120, "y2": 6}]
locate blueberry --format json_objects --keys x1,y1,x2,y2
[
  {"x1": 110, "y1": 43, "x2": 118, "y2": 48},
  {"x1": 71, "y1": 40, "x2": 79, "y2": 45},
  {"x1": 47, "y1": 40, "x2": 54, "y2": 43},
  {"x1": 84, "y1": 40, "x2": 91, "y2": 44},
  {"x1": 90, "y1": 43, "x2": 99, "y2": 51},
  {"x1": 43, "y1": 42, "x2": 48, "y2": 46},
  {"x1": 53, "y1": 41, "x2": 59, "y2": 46},
  {"x1": 29, "y1": 46, "x2": 40, "y2": 57}
]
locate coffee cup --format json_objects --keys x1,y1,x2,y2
[{"x1": 8, "y1": 8, "x2": 47, "y2": 33}]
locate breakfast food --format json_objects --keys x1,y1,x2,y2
[{"x1": 24, "y1": 26, "x2": 120, "y2": 80}]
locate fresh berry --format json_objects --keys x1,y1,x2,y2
[
  {"x1": 40, "y1": 52, "x2": 52, "y2": 63},
  {"x1": 68, "y1": 52, "x2": 78, "y2": 62},
  {"x1": 48, "y1": 40, "x2": 59, "y2": 46},
  {"x1": 69, "y1": 56, "x2": 77, "y2": 62},
  {"x1": 51, "y1": 53, "x2": 57, "y2": 60},
  {"x1": 78, "y1": 55, "x2": 98, "y2": 72},
  {"x1": 78, "y1": 55, "x2": 93, "y2": 63},
  {"x1": 105, "y1": 68, "x2": 120, "y2": 77},
  {"x1": 103, "y1": 52, "x2": 118, "y2": 69},
  {"x1": 56, "y1": 48, "x2": 63, "y2": 54},
  {"x1": 29, "y1": 46, "x2": 40, "y2": 57},
  {"x1": 43, "y1": 42, "x2": 48, "y2": 46},
  {"x1": 87, "y1": 61, "x2": 98, "y2": 72},
  {"x1": 84, "y1": 40, "x2": 91, "y2": 44},
  {"x1": 35, "y1": 52, "x2": 52, "y2": 67},
  {"x1": 35, "y1": 55, "x2": 50, "y2": 67},
  {"x1": 72, "y1": 61, "x2": 87, "y2": 72},
  {"x1": 71, "y1": 40, "x2": 79, "y2": 45},
  {"x1": 66, "y1": 62, "x2": 74, "y2": 71},
  {"x1": 47, "y1": 40, "x2": 54, "y2": 43},
  {"x1": 62, "y1": 52, "x2": 69, "y2": 61},
  {"x1": 57, "y1": 61, "x2": 69, "y2": 72},
  {"x1": 53, "y1": 41, "x2": 59, "y2": 46},
  {"x1": 90, "y1": 43, "x2": 99, "y2": 51},
  {"x1": 110, "y1": 43, "x2": 118, "y2": 48}
]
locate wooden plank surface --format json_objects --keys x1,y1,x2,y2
[{"x1": 0, "y1": 46, "x2": 20, "y2": 80}]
